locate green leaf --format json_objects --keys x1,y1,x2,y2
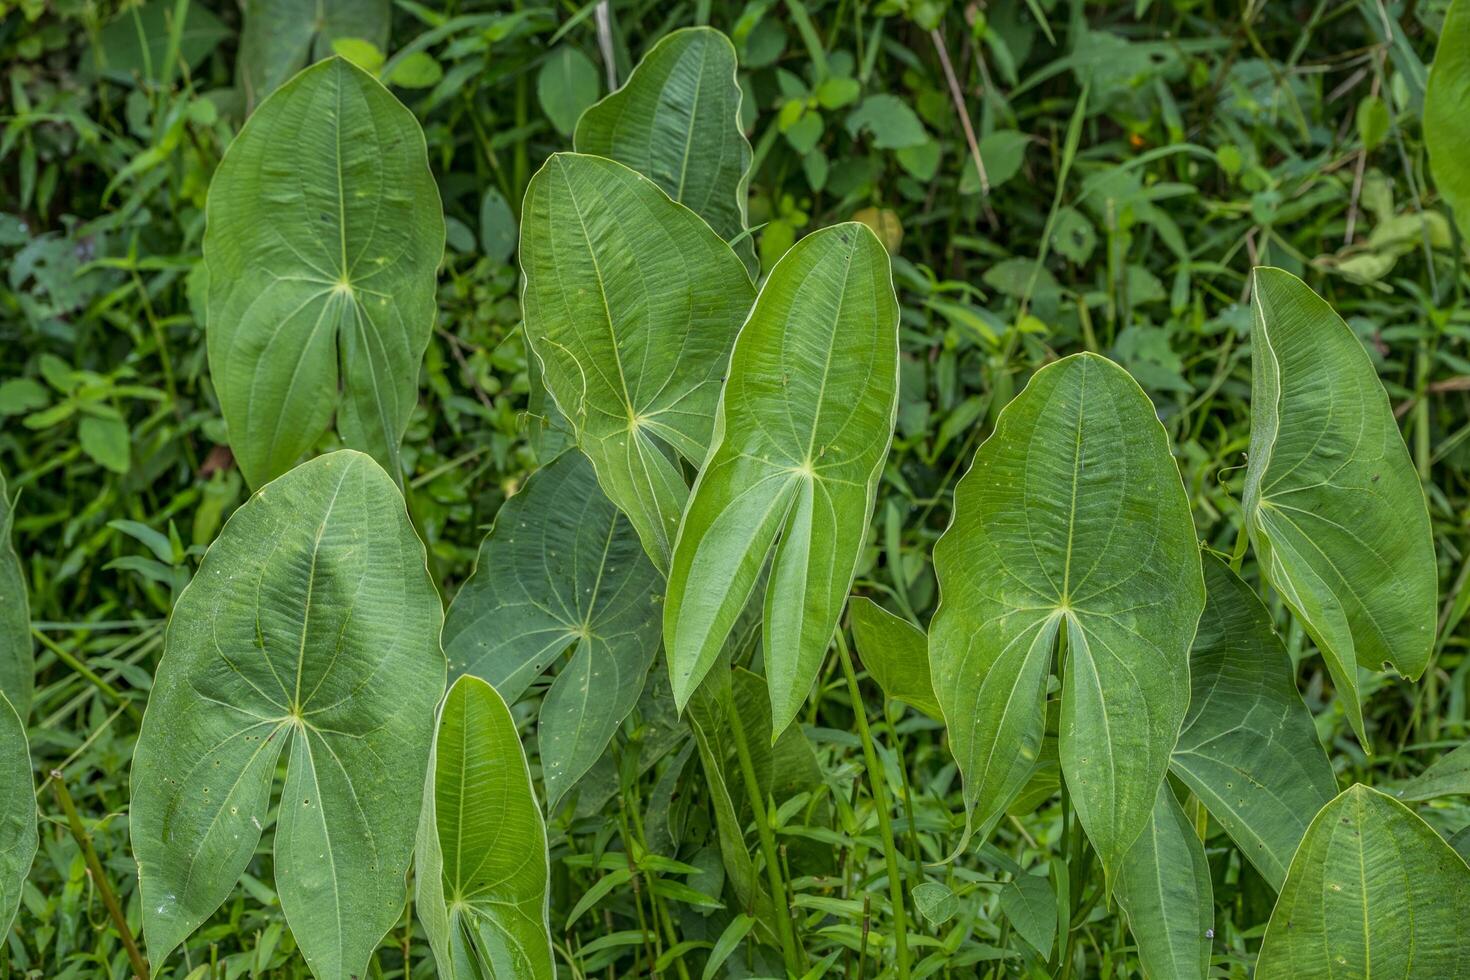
[
  {"x1": 929, "y1": 352, "x2": 1204, "y2": 875},
  {"x1": 0, "y1": 470, "x2": 32, "y2": 716},
  {"x1": 1114, "y1": 784, "x2": 1213, "y2": 980},
  {"x1": 1170, "y1": 555, "x2": 1336, "y2": 890},
  {"x1": 1398, "y1": 742, "x2": 1470, "y2": 802},
  {"x1": 78, "y1": 414, "x2": 130, "y2": 473},
  {"x1": 416, "y1": 676, "x2": 554, "y2": 979},
  {"x1": 478, "y1": 188, "x2": 517, "y2": 264},
  {"x1": 1425, "y1": 0, "x2": 1470, "y2": 237},
  {"x1": 912, "y1": 881, "x2": 958, "y2": 925},
  {"x1": 239, "y1": 0, "x2": 390, "y2": 106},
  {"x1": 442, "y1": 450, "x2": 662, "y2": 811},
  {"x1": 205, "y1": 58, "x2": 444, "y2": 490},
  {"x1": 848, "y1": 596, "x2": 940, "y2": 718},
  {"x1": 664, "y1": 223, "x2": 900, "y2": 736},
  {"x1": 701, "y1": 913, "x2": 756, "y2": 980},
  {"x1": 1245, "y1": 268, "x2": 1437, "y2": 742},
  {"x1": 388, "y1": 51, "x2": 444, "y2": 89},
  {"x1": 130, "y1": 451, "x2": 446, "y2": 979},
  {"x1": 574, "y1": 27, "x2": 759, "y2": 276},
  {"x1": 94, "y1": 0, "x2": 229, "y2": 85},
  {"x1": 999, "y1": 871, "x2": 1056, "y2": 956},
  {"x1": 538, "y1": 45, "x2": 600, "y2": 136},
  {"x1": 0, "y1": 692, "x2": 36, "y2": 939},
  {"x1": 520, "y1": 152, "x2": 755, "y2": 569},
  {"x1": 1256, "y1": 785, "x2": 1470, "y2": 978},
  {"x1": 845, "y1": 94, "x2": 928, "y2": 149}
]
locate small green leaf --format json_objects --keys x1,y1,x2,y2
[
  {"x1": 1170, "y1": 555, "x2": 1337, "y2": 891},
  {"x1": 387, "y1": 51, "x2": 442, "y2": 89},
  {"x1": 416, "y1": 676, "x2": 554, "y2": 979},
  {"x1": 478, "y1": 188, "x2": 516, "y2": 264},
  {"x1": 1398, "y1": 742, "x2": 1470, "y2": 802},
  {"x1": 1425, "y1": 0, "x2": 1470, "y2": 236},
  {"x1": 930, "y1": 353, "x2": 1203, "y2": 875},
  {"x1": 574, "y1": 27, "x2": 758, "y2": 275},
  {"x1": 1115, "y1": 784, "x2": 1213, "y2": 980},
  {"x1": 538, "y1": 45, "x2": 600, "y2": 136},
  {"x1": 520, "y1": 153, "x2": 754, "y2": 569},
  {"x1": 0, "y1": 693, "x2": 36, "y2": 938},
  {"x1": 1257, "y1": 785, "x2": 1470, "y2": 977},
  {"x1": 130, "y1": 451, "x2": 446, "y2": 979},
  {"x1": 205, "y1": 58, "x2": 444, "y2": 489},
  {"x1": 845, "y1": 94, "x2": 928, "y2": 149},
  {"x1": 848, "y1": 597, "x2": 939, "y2": 719},
  {"x1": 442, "y1": 450, "x2": 663, "y2": 811},
  {"x1": 665, "y1": 223, "x2": 900, "y2": 736},
  {"x1": 330, "y1": 37, "x2": 384, "y2": 74},
  {"x1": 78, "y1": 415, "x2": 130, "y2": 473},
  {"x1": 1356, "y1": 94, "x2": 1390, "y2": 153},
  {"x1": 0, "y1": 379, "x2": 48, "y2": 416},
  {"x1": 912, "y1": 881, "x2": 958, "y2": 925},
  {"x1": 1245, "y1": 268, "x2": 1437, "y2": 742},
  {"x1": 999, "y1": 871, "x2": 1056, "y2": 956}
]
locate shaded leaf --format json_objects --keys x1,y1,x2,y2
[
  {"x1": 1115, "y1": 784, "x2": 1213, "y2": 980},
  {"x1": 1245, "y1": 268, "x2": 1437, "y2": 741},
  {"x1": 1425, "y1": 0, "x2": 1470, "y2": 236},
  {"x1": 0, "y1": 470, "x2": 32, "y2": 716},
  {"x1": 520, "y1": 152, "x2": 755, "y2": 569},
  {"x1": 665, "y1": 223, "x2": 899, "y2": 736},
  {"x1": 999, "y1": 871, "x2": 1056, "y2": 956},
  {"x1": 416, "y1": 676, "x2": 554, "y2": 979},
  {"x1": 1170, "y1": 554, "x2": 1337, "y2": 891},
  {"x1": 1257, "y1": 785, "x2": 1470, "y2": 978},
  {"x1": 94, "y1": 0, "x2": 229, "y2": 85},
  {"x1": 848, "y1": 596, "x2": 939, "y2": 718},
  {"x1": 1398, "y1": 742, "x2": 1470, "y2": 802},
  {"x1": 442, "y1": 450, "x2": 662, "y2": 811},
  {"x1": 929, "y1": 352, "x2": 1203, "y2": 875},
  {"x1": 239, "y1": 0, "x2": 390, "y2": 107},
  {"x1": 130, "y1": 451, "x2": 446, "y2": 979},
  {"x1": 575, "y1": 27, "x2": 758, "y2": 275},
  {"x1": 205, "y1": 58, "x2": 444, "y2": 490},
  {"x1": 0, "y1": 693, "x2": 35, "y2": 938},
  {"x1": 538, "y1": 46, "x2": 600, "y2": 136}
]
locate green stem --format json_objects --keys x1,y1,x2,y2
[
  {"x1": 52, "y1": 771, "x2": 150, "y2": 980},
  {"x1": 32, "y1": 628, "x2": 141, "y2": 721},
  {"x1": 726, "y1": 699, "x2": 800, "y2": 976},
  {"x1": 836, "y1": 630, "x2": 911, "y2": 980}
]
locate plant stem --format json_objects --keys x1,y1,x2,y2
[
  {"x1": 32, "y1": 628, "x2": 141, "y2": 721},
  {"x1": 51, "y1": 771, "x2": 150, "y2": 980},
  {"x1": 836, "y1": 630, "x2": 911, "y2": 980},
  {"x1": 725, "y1": 699, "x2": 800, "y2": 976}
]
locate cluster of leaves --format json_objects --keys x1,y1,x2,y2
[{"x1": 3, "y1": 1, "x2": 1470, "y2": 978}]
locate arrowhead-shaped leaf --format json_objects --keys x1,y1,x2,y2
[
  {"x1": 929, "y1": 352, "x2": 1204, "y2": 875},
  {"x1": 574, "y1": 27, "x2": 758, "y2": 276},
  {"x1": 664, "y1": 222, "x2": 900, "y2": 736},
  {"x1": 848, "y1": 596, "x2": 940, "y2": 719},
  {"x1": 1257, "y1": 785, "x2": 1470, "y2": 977},
  {"x1": 1170, "y1": 554, "x2": 1337, "y2": 890},
  {"x1": 205, "y1": 57, "x2": 444, "y2": 490},
  {"x1": 1245, "y1": 268, "x2": 1437, "y2": 741},
  {"x1": 0, "y1": 693, "x2": 36, "y2": 939},
  {"x1": 1425, "y1": 0, "x2": 1470, "y2": 237},
  {"x1": 442, "y1": 450, "x2": 663, "y2": 811},
  {"x1": 416, "y1": 675, "x2": 554, "y2": 980},
  {"x1": 1115, "y1": 783, "x2": 1213, "y2": 980},
  {"x1": 520, "y1": 152, "x2": 755, "y2": 569},
  {"x1": 239, "y1": 0, "x2": 390, "y2": 106},
  {"x1": 130, "y1": 450, "x2": 446, "y2": 979},
  {"x1": 0, "y1": 469, "x2": 32, "y2": 716}
]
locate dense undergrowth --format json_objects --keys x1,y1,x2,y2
[{"x1": 2, "y1": 0, "x2": 1469, "y2": 977}]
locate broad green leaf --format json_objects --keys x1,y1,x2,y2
[
  {"x1": 574, "y1": 27, "x2": 759, "y2": 275},
  {"x1": 94, "y1": 0, "x2": 229, "y2": 86},
  {"x1": 848, "y1": 596, "x2": 940, "y2": 719},
  {"x1": 1114, "y1": 784, "x2": 1213, "y2": 980},
  {"x1": 1170, "y1": 554, "x2": 1337, "y2": 890},
  {"x1": 130, "y1": 451, "x2": 446, "y2": 979},
  {"x1": 998, "y1": 871, "x2": 1056, "y2": 956},
  {"x1": 929, "y1": 352, "x2": 1203, "y2": 875},
  {"x1": 239, "y1": 0, "x2": 390, "y2": 107},
  {"x1": 0, "y1": 692, "x2": 36, "y2": 938},
  {"x1": 1398, "y1": 742, "x2": 1470, "y2": 802},
  {"x1": 538, "y1": 46, "x2": 600, "y2": 136},
  {"x1": 205, "y1": 58, "x2": 444, "y2": 490},
  {"x1": 665, "y1": 223, "x2": 899, "y2": 736},
  {"x1": 416, "y1": 676, "x2": 554, "y2": 980},
  {"x1": 1425, "y1": 0, "x2": 1470, "y2": 237},
  {"x1": 520, "y1": 152, "x2": 755, "y2": 569},
  {"x1": 1245, "y1": 268, "x2": 1437, "y2": 741},
  {"x1": 0, "y1": 469, "x2": 32, "y2": 716},
  {"x1": 1256, "y1": 785, "x2": 1470, "y2": 978},
  {"x1": 442, "y1": 450, "x2": 662, "y2": 811}
]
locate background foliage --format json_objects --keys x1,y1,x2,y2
[{"x1": 2, "y1": 0, "x2": 1468, "y2": 976}]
